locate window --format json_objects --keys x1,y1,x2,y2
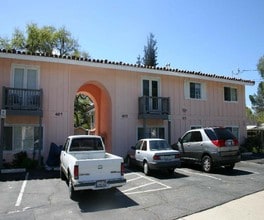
[
  {"x1": 225, "y1": 127, "x2": 239, "y2": 139},
  {"x1": 142, "y1": 77, "x2": 160, "y2": 111},
  {"x1": 3, "y1": 125, "x2": 42, "y2": 151},
  {"x1": 182, "y1": 131, "x2": 202, "y2": 143},
  {"x1": 224, "y1": 87, "x2": 237, "y2": 102},
  {"x1": 190, "y1": 82, "x2": 201, "y2": 99},
  {"x1": 12, "y1": 65, "x2": 39, "y2": 89},
  {"x1": 141, "y1": 141, "x2": 147, "y2": 151},
  {"x1": 137, "y1": 127, "x2": 165, "y2": 140},
  {"x1": 184, "y1": 81, "x2": 206, "y2": 100}
]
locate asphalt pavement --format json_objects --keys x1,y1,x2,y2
[{"x1": 179, "y1": 153, "x2": 264, "y2": 220}]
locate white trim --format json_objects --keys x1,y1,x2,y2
[{"x1": 0, "y1": 52, "x2": 254, "y2": 86}]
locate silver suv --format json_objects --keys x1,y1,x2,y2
[{"x1": 175, "y1": 127, "x2": 240, "y2": 172}]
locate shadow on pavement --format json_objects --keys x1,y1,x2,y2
[
  {"x1": 0, "y1": 169, "x2": 60, "y2": 181},
  {"x1": 71, "y1": 188, "x2": 139, "y2": 212}
]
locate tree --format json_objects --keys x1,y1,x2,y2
[
  {"x1": 74, "y1": 94, "x2": 94, "y2": 129},
  {"x1": 142, "y1": 33, "x2": 158, "y2": 67},
  {"x1": 249, "y1": 55, "x2": 264, "y2": 123},
  {"x1": 257, "y1": 56, "x2": 264, "y2": 79},
  {"x1": 54, "y1": 26, "x2": 79, "y2": 56},
  {"x1": 0, "y1": 23, "x2": 89, "y2": 58}
]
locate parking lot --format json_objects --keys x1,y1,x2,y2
[{"x1": 0, "y1": 157, "x2": 264, "y2": 220}]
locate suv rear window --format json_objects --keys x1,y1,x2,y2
[{"x1": 205, "y1": 128, "x2": 235, "y2": 140}]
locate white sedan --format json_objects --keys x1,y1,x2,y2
[{"x1": 126, "y1": 138, "x2": 181, "y2": 175}]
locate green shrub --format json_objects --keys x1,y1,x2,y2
[{"x1": 12, "y1": 151, "x2": 38, "y2": 170}]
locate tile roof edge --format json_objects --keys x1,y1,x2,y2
[{"x1": 0, "y1": 49, "x2": 255, "y2": 85}]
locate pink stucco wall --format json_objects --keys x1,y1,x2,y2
[{"x1": 0, "y1": 55, "x2": 251, "y2": 162}]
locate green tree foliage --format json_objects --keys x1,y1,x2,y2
[
  {"x1": 0, "y1": 23, "x2": 89, "y2": 58},
  {"x1": 249, "y1": 55, "x2": 264, "y2": 123},
  {"x1": 74, "y1": 94, "x2": 94, "y2": 129},
  {"x1": 257, "y1": 56, "x2": 264, "y2": 78},
  {"x1": 142, "y1": 33, "x2": 158, "y2": 67}
]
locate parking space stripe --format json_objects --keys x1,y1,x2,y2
[
  {"x1": 178, "y1": 168, "x2": 222, "y2": 181},
  {"x1": 15, "y1": 172, "x2": 29, "y2": 207},
  {"x1": 122, "y1": 172, "x2": 171, "y2": 195}
]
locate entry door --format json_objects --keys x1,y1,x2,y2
[{"x1": 142, "y1": 79, "x2": 160, "y2": 111}]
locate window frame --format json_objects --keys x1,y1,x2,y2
[
  {"x1": 11, "y1": 64, "x2": 40, "y2": 89},
  {"x1": 3, "y1": 124, "x2": 43, "y2": 152},
  {"x1": 137, "y1": 126, "x2": 165, "y2": 140},
  {"x1": 225, "y1": 126, "x2": 239, "y2": 139},
  {"x1": 224, "y1": 86, "x2": 238, "y2": 102},
  {"x1": 184, "y1": 80, "x2": 207, "y2": 100}
]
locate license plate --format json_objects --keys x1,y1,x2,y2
[
  {"x1": 161, "y1": 155, "x2": 174, "y2": 160},
  {"x1": 96, "y1": 180, "x2": 106, "y2": 188},
  {"x1": 225, "y1": 140, "x2": 233, "y2": 146}
]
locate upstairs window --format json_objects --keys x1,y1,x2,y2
[
  {"x1": 224, "y1": 87, "x2": 237, "y2": 102},
  {"x1": 12, "y1": 64, "x2": 39, "y2": 89},
  {"x1": 190, "y1": 82, "x2": 201, "y2": 99},
  {"x1": 184, "y1": 81, "x2": 206, "y2": 100}
]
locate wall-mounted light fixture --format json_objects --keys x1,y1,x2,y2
[{"x1": 55, "y1": 112, "x2": 63, "y2": 116}]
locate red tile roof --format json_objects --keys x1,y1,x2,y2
[{"x1": 0, "y1": 49, "x2": 255, "y2": 85}]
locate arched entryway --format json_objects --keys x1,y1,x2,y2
[{"x1": 75, "y1": 82, "x2": 112, "y2": 152}]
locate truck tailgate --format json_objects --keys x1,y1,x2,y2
[{"x1": 77, "y1": 156, "x2": 123, "y2": 182}]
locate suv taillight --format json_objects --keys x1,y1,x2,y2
[{"x1": 212, "y1": 140, "x2": 225, "y2": 147}]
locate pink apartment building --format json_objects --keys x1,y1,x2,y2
[{"x1": 0, "y1": 49, "x2": 255, "y2": 164}]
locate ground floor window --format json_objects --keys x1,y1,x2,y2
[
  {"x1": 226, "y1": 126, "x2": 239, "y2": 138},
  {"x1": 137, "y1": 127, "x2": 165, "y2": 140},
  {"x1": 3, "y1": 125, "x2": 42, "y2": 151}
]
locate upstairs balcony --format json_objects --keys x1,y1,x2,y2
[
  {"x1": 2, "y1": 87, "x2": 43, "y2": 116},
  {"x1": 138, "y1": 96, "x2": 170, "y2": 120}
]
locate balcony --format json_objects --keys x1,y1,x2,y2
[
  {"x1": 2, "y1": 87, "x2": 43, "y2": 116},
  {"x1": 138, "y1": 96, "x2": 170, "y2": 120}
]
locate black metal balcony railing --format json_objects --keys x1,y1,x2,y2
[
  {"x1": 2, "y1": 87, "x2": 43, "y2": 116},
  {"x1": 138, "y1": 96, "x2": 170, "y2": 119}
]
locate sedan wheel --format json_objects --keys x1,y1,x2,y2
[
  {"x1": 202, "y1": 155, "x2": 213, "y2": 173},
  {"x1": 143, "y1": 162, "x2": 150, "y2": 176}
]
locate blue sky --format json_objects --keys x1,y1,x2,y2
[{"x1": 1, "y1": 0, "x2": 263, "y2": 107}]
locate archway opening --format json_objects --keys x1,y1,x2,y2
[{"x1": 74, "y1": 82, "x2": 112, "y2": 152}]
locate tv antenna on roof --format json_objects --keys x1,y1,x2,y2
[{"x1": 232, "y1": 68, "x2": 257, "y2": 77}]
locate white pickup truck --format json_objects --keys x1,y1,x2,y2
[{"x1": 60, "y1": 135, "x2": 126, "y2": 198}]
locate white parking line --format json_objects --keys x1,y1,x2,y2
[
  {"x1": 15, "y1": 172, "x2": 29, "y2": 207},
  {"x1": 178, "y1": 168, "x2": 222, "y2": 181},
  {"x1": 122, "y1": 172, "x2": 171, "y2": 195}
]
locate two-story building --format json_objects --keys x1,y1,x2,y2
[{"x1": 0, "y1": 49, "x2": 254, "y2": 165}]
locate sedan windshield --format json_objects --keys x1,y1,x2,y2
[{"x1": 149, "y1": 140, "x2": 172, "y2": 151}]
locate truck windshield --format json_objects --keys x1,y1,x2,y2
[{"x1": 70, "y1": 138, "x2": 104, "y2": 151}]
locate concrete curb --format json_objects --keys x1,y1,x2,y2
[{"x1": 1, "y1": 168, "x2": 26, "y2": 174}]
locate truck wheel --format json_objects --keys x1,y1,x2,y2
[
  {"x1": 202, "y1": 155, "x2": 213, "y2": 173},
  {"x1": 143, "y1": 162, "x2": 150, "y2": 176},
  {"x1": 60, "y1": 166, "x2": 66, "y2": 181},
  {"x1": 68, "y1": 176, "x2": 76, "y2": 200}
]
